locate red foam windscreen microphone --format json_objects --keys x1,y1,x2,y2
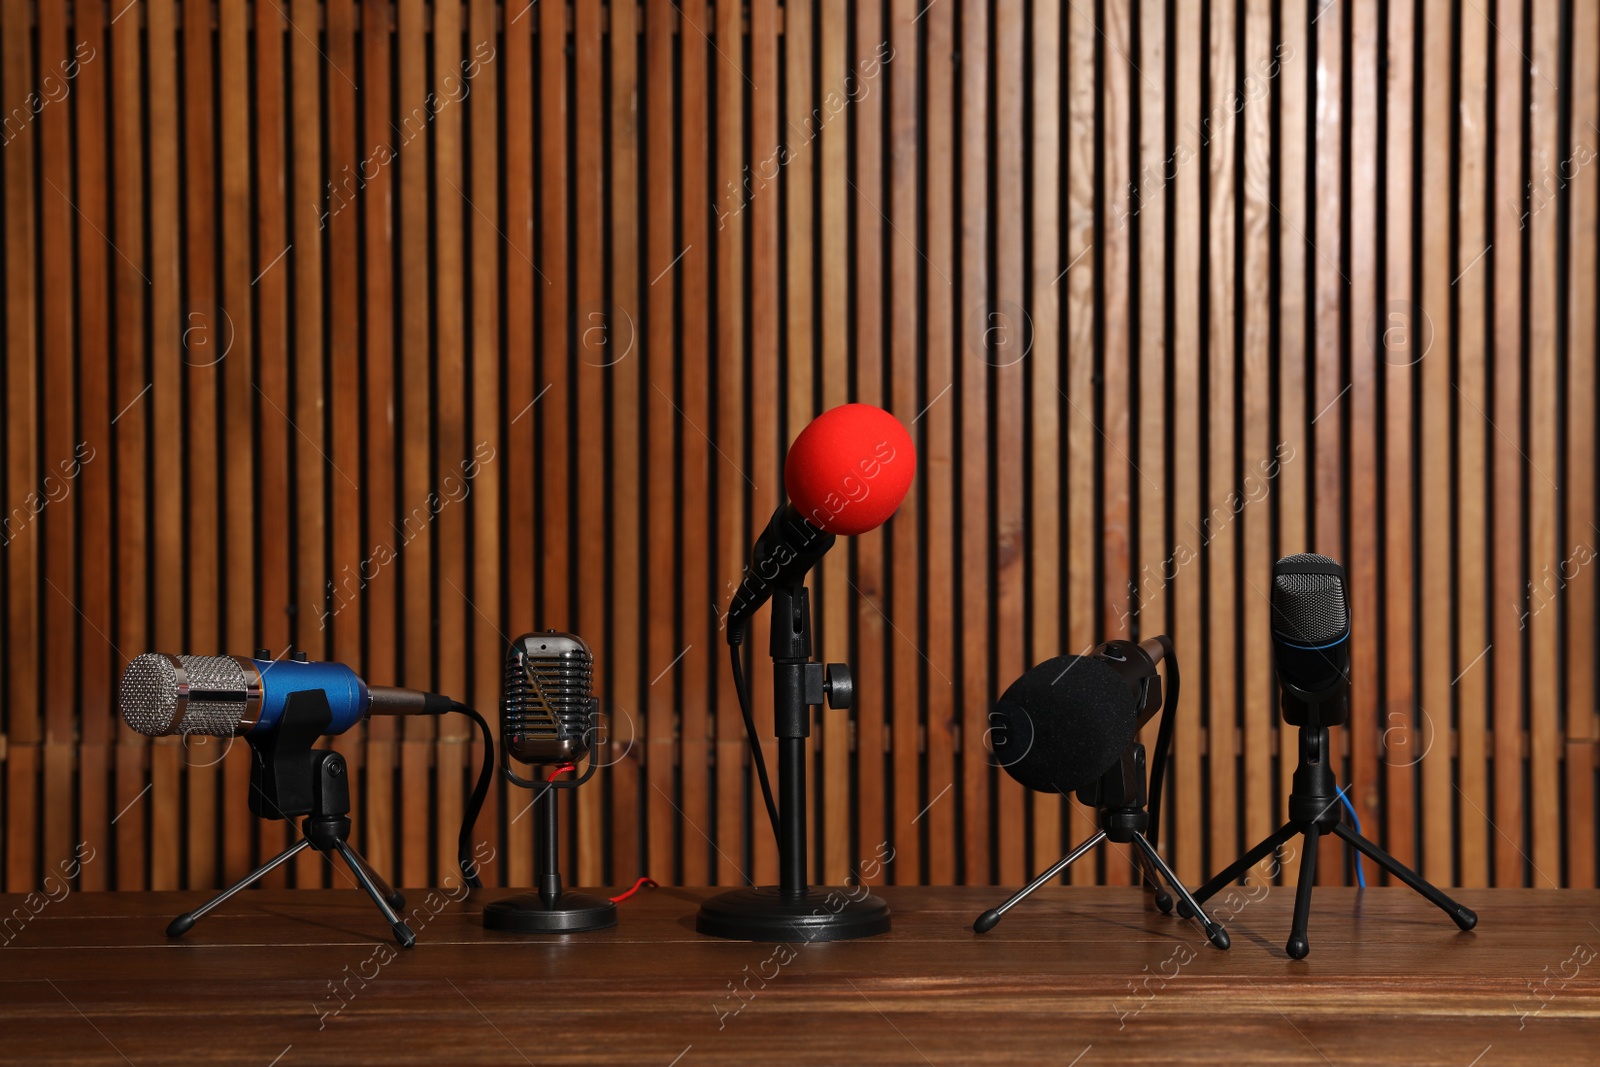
[
  {"x1": 784, "y1": 403, "x2": 917, "y2": 535},
  {"x1": 724, "y1": 403, "x2": 917, "y2": 641}
]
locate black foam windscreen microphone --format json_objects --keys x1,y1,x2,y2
[
  {"x1": 1271, "y1": 554, "x2": 1351, "y2": 712},
  {"x1": 990, "y1": 653, "x2": 1142, "y2": 796},
  {"x1": 502, "y1": 631, "x2": 595, "y2": 766}
]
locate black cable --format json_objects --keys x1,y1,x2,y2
[
  {"x1": 451, "y1": 702, "x2": 495, "y2": 889},
  {"x1": 730, "y1": 630, "x2": 781, "y2": 840},
  {"x1": 1146, "y1": 635, "x2": 1179, "y2": 852}
]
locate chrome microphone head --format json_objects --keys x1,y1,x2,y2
[
  {"x1": 119, "y1": 653, "x2": 264, "y2": 738},
  {"x1": 503, "y1": 632, "x2": 594, "y2": 765}
]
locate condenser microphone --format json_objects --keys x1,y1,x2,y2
[
  {"x1": 502, "y1": 631, "x2": 595, "y2": 766},
  {"x1": 725, "y1": 403, "x2": 916, "y2": 641},
  {"x1": 119, "y1": 652, "x2": 454, "y2": 739},
  {"x1": 1271, "y1": 554, "x2": 1351, "y2": 722},
  {"x1": 989, "y1": 639, "x2": 1167, "y2": 796}
]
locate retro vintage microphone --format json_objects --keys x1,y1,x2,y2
[
  {"x1": 1179, "y1": 554, "x2": 1477, "y2": 958},
  {"x1": 482, "y1": 631, "x2": 617, "y2": 933},
  {"x1": 973, "y1": 638, "x2": 1229, "y2": 948},
  {"x1": 696, "y1": 403, "x2": 915, "y2": 942},
  {"x1": 118, "y1": 650, "x2": 495, "y2": 947}
]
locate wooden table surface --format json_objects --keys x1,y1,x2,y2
[{"x1": 2, "y1": 884, "x2": 1597, "y2": 1065}]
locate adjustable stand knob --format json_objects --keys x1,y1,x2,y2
[{"x1": 823, "y1": 664, "x2": 853, "y2": 710}]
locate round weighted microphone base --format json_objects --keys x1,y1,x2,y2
[
  {"x1": 695, "y1": 886, "x2": 891, "y2": 943},
  {"x1": 482, "y1": 891, "x2": 617, "y2": 934}
]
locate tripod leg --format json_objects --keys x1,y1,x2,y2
[
  {"x1": 1133, "y1": 850, "x2": 1174, "y2": 914},
  {"x1": 1184, "y1": 820, "x2": 1300, "y2": 910},
  {"x1": 342, "y1": 847, "x2": 406, "y2": 912},
  {"x1": 1286, "y1": 823, "x2": 1320, "y2": 959},
  {"x1": 335, "y1": 839, "x2": 417, "y2": 948},
  {"x1": 168, "y1": 837, "x2": 313, "y2": 937},
  {"x1": 1132, "y1": 834, "x2": 1228, "y2": 950},
  {"x1": 1332, "y1": 822, "x2": 1477, "y2": 930},
  {"x1": 973, "y1": 830, "x2": 1107, "y2": 933}
]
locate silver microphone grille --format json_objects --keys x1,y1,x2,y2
[
  {"x1": 118, "y1": 653, "x2": 258, "y2": 738},
  {"x1": 1272, "y1": 553, "x2": 1350, "y2": 646},
  {"x1": 503, "y1": 632, "x2": 594, "y2": 765}
]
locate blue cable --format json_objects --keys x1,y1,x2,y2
[{"x1": 1335, "y1": 784, "x2": 1367, "y2": 888}]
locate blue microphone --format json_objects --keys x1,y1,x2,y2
[{"x1": 119, "y1": 651, "x2": 453, "y2": 738}]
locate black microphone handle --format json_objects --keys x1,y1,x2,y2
[{"x1": 367, "y1": 685, "x2": 457, "y2": 717}]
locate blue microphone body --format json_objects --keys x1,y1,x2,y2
[{"x1": 253, "y1": 657, "x2": 370, "y2": 735}]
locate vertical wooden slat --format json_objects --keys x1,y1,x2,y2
[
  {"x1": 887, "y1": 0, "x2": 922, "y2": 882},
  {"x1": 1206, "y1": 0, "x2": 1240, "y2": 882},
  {"x1": 433, "y1": 0, "x2": 470, "y2": 889},
  {"x1": 1381, "y1": 0, "x2": 1417, "y2": 872},
  {"x1": 503, "y1": 0, "x2": 536, "y2": 888},
  {"x1": 991, "y1": 0, "x2": 1026, "y2": 887},
  {"x1": 1455, "y1": 0, "x2": 1491, "y2": 889},
  {"x1": 1094, "y1": 0, "x2": 1133, "y2": 890},
  {"x1": 37, "y1": 0, "x2": 76, "y2": 886},
  {"x1": 1525, "y1": 0, "x2": 1561, "y2": 888},
  {"x1": 573, "y1": 0, "x2": 606, "y2": 888},
  {"x1": 1063, "y1": 0, "x2": 1097, "y2": 883},
  {"x1": 467, "y1": 1, "x2": 503, "y2": 887},
  {"x1": 1275, "y1": 0, "x2": 1310, "y2": 889},
  {"x1": 325, "y1": 0, "x2": 363, "y2": 883},
  {"x1": 1418, "y1": 0, "x2": 1453, "y2": 882},
  {"x1": 923, "y1": 0, "x2": 959, "y2": 885},
  {"x1": 959, "y1": 0, "x2": 993, "y2": 884},
  {"x1": 1029, "y1": 0, "x2": 1064, "y2": 881},
  {"x1": 1565, "y1": 0, "x2": 1600, "y2": 890},
  {"x1": 285, "y1": 0, "x2": 327, "y2": 890},
  {"x1": 1133, "y1": 0, "x2": 1167, "y2": 851},
  {"x1": 853, "y1": 0, "x2": 888, "y2": 883},
  {"x1": 608, "y1": 0, "x2": 643, "y2": 887},
  {"x1": 1168, "y1": 0, "x2": 1202, "y2": 886},
  {"x1": 1491, "y1": 0, "x2": 1527, "y2": 887},
  {"x1": 396, "y1": 0, "x2": 433, "y2": 889},
  {"x1": 1345, "y1": 0, "x2": 1378, "y2": 886},
  {"x1": 218, "y1": 0, "x2": 256, "y2": 885},
  {"x1": 678, "y1": 0, "x2": 714, "y2": 884},
  {"x1": 817, "y1": 0, "x2": 850, "y2": 887},
  {"x1": 74, "y1": 1, "x2": 114, "y2": 891},
  {"x1": 110, "y1": 0, "x2": 147, "y2": 892},
  {"x1": 644, "y1": 0, "x2": 680, "y2": 883},
  {"x1": 360, "y1": 0, "x2": 401, "y2": 886},
  {"x1": 1240, "y1": 0, "x2": 1275, "y2": 860},
  {"x1": 179, "y1": 0, "x2": 222, "y2": 889},
  {"x1": 748, "y1": 0, "x2": 780, "y2": 886},
  {"x1": 713, "y1": 0, "x2": 751, "y2": 886},
  {"x1": 1309, "y1": 1, "x2": 1348, "y2": 895},
  {"x1": 146, "y1": 0, "x2": 184, "y2": 894}
]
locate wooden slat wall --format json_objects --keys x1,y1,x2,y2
[{"x1": 1, "y1": 1, "x2": 1596, "y2": 892}]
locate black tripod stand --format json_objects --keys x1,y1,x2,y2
[
  {"x1": 168, "y1": 690, "x2": 414, "y2": 947},
  {"x1": 974, "y1": 741, "x2": 1231, "y2": 949},
  {"x1": 1180, "y1": 679, "x2": 1477, "y2": 959}
]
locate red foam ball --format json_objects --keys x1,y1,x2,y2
[{"x1": 785, "y1": 403, "x2": 916, "y2": 536}]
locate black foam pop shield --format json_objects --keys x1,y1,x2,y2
[{"x1": 990, "y1": 654, "x2": 1139, "y2": 795}]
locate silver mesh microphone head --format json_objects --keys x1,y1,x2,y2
[
  {"x1": 119, "y1": 654, "x2": 263, "y2": 737},
  {"x1": 503, "y1": 632, "x2": 594, "y2": 765},
  {"x1": 1272, "y1": 554, "x2": 1349, "y2": 645}
]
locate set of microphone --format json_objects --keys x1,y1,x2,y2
[{"x1": 117, "y1": 401, "x2": 1469, "y2": 960}]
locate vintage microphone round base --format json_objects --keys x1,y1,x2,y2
[
  {"x1": 482, "y1": 894, "x2": 617, "y2": 933},
  {"x1": 697, "y1": 584, "x2": 890, "y2": 942}
]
